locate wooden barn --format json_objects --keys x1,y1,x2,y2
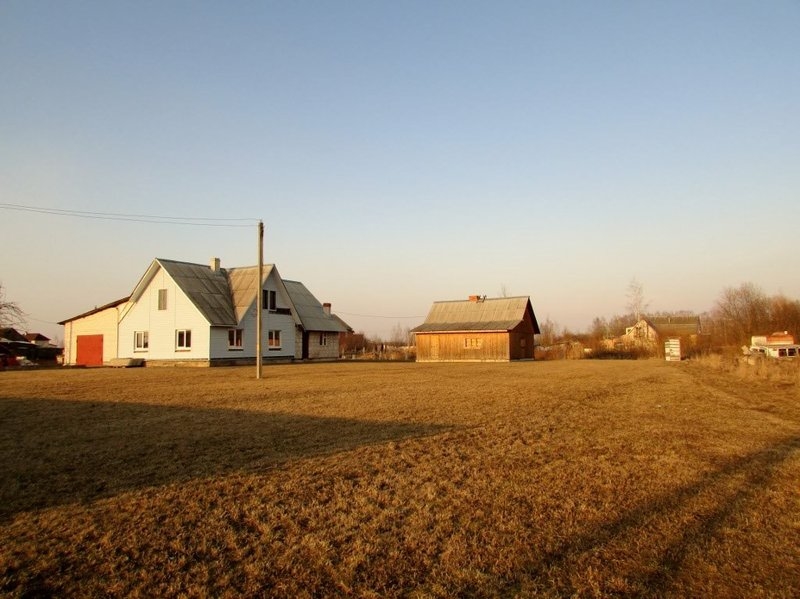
[{"x1": 412, "y1": 295, "x2": 540, "y2": 362}]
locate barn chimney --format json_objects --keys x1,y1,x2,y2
[
  {"x1": 323, "y1": 302, "x2": 331, "y2": 315},
  {"x1": 210, "y1": 257, "x2": 221, "y2": 272}
]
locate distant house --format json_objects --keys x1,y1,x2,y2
[
  {"x1": 1, "y1": 328, "x2": 61, "y2": 362},
  {"x1": 0, "y1": 327, "x2": 28, "y2": 343},
  {"x1": 412, "y1": 295, "x2": 540, "y2": 362},
  {"x1": 622, "y1": 316, "x2": 702, "y2": 352},
  {"x1": 24, "y1": 333, "x2": 51, "y2": 347},
  {"x1": 283, "y1": 281, "x2": 348, "y2": 360},
  {"x1": 61, "y1": 257, "x2": 339, "y2": 366}
]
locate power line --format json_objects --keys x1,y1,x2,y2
[
  {"x1": 0, "y1": 203, "x2": 257, "y2": 227},
  {"x1": 336, "y1": 311, "x2": 424, "y2": 319}
]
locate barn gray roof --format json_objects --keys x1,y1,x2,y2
[
  {"x1": 412, "y1": 296, "x2": 540, "y2": 334},
  {"x1": 158, "y1": 259, "x2": 237, "y2": 326},
  {"x1": 283, "y1": 280, "x2": 348, "y2": 333},
  {"x1": 646, "y1": 316, "x2": 701, "y2": 337}
]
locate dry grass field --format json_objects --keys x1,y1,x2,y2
[{"x1": 1, "y1": 359, "x2": 798, "y2": 598}]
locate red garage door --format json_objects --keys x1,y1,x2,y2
[{"x1": 76, "y1": 334, "x2": 103, "y2": 366}]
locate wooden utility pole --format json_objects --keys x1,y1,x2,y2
[{"x1": 256, "y1": 220, "x2": 264, "y2": 379}]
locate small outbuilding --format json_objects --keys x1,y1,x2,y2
[
  {"x1": 59, "y1": 297, "x2": 130, "y2": 366},
  {"x1": 412, "y1": 295, "x2": 540, "y2": 362}
]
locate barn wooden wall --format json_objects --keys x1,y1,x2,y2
[{"x1": 416, "y1": 332, "x2": 511, "y2": 362}]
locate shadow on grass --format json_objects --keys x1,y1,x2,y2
[
  {"x1": 0, "y1": 397, "x2": 452, "y2": 520},
  {"x1": 515, "y1": 433, "x2": 800, "y2": 595}
]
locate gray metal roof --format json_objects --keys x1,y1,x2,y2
[
  {"x1": 646, "y1": 316, "x2": 701, "y2": 337},
  {"x1": 158, "y1": 259, "x2": 237, "y2": 326},
  {"x1": 283, "y1": 280, "x2": 347, "y2": 333},
  {"x1": 412, "y1": 296, "x2": 540, "y2": 334}
]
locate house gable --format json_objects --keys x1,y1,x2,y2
[
  {"x1": 118, "y1": 258, "x2": 247, "y2": 361},
  {"x1": 122, "y1": 259, "x2": 236, "y2": 327},
  {"x1": 226, "y1": 264, "x2": 300, "y2": 326}
]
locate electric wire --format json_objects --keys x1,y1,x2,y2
[{"x1": 0, "y1": 203, "x2": 257, "y2": 227}]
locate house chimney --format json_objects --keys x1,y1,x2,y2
[
  {"x1": 323, "y1": 302, "x2": 331, "y2": 315},
  {"x1": 210, "y1": 257, "x2": 221, "y2": 272}
]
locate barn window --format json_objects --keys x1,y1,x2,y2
[
  {"x1": 228, "y1": 329, "x2": 243, "y2": 349},
  {"x1": 268, "y1": 330, "x2": 281, "y2": 350},
  {"x1": 520, "y1": 338, "x2": 526, "y2": 348},
  {"x1": 262, "y1": 289, "x2": 277, "y2": 311},
  {"x1": 134, "y1": 331, "x2": 149, "y2": 351},
  {"x1": 176, "y1": 329, "x2": 192, "y2": 350},
  {"x1": 464, "y1": 338, "x2": 482, "y2": 349},
  {"x1": 158, "y1": 289, "x2": 167, "y2": 310}
]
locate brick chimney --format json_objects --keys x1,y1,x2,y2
[
  {"x1": 323, "y1": 302, "x2": 331, "y2": 315},
  {"x1": 210, "y1": 257, "x2": 221, "y2": 272}
]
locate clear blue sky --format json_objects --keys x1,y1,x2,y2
[{"x1": 2, "y1": 1, "x2": 798, "y2": 341}]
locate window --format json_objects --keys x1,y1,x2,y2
[
  {"x1": 158, "y1": 289, "x2": 167, "y2": 310},
  {"x1": 319, "y1": 332, "x2": 328, "y2": 346},
  {"x1": 268, "y1": 330, "x2": 281, "y2": 350},
  {"x1": 464, "y1": 338, "x2": 482, "y2": 349},
  {"x1": 176, "y1": 329, "x2": 192, "y2": 350},
  {"x1": 134, "y1": 331, "x2": 149, "y2": 351},
  {"x1": 228, "y1": 329, "x2": 243, "y2": 350},
  {"x1": 263, "y1": 289, "x2": 277, "y2": 311}
]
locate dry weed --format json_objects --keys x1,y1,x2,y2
[{"x1": 0, "y1": 360, "x2": 798, "y2": 597}]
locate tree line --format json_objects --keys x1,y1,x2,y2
[{"x1": 539, "y1": 282, "x2": 800, "y2": 349}]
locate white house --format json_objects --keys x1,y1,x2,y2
[{"x1": 61, "y1": 257, "x2": 344, "y2": 366}]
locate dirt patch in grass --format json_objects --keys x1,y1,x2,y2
[{"x1": 1, "y1": 360, "x2": 798, "y2": 597}]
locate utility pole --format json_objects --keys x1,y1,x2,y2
[{"x1": 256, "y1": 220, "x2": 264, "y2": 379}]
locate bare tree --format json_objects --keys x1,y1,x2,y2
[
  {"x1": 538, "y1": 317, "x2": 558, "y2": 346},
  {"x1": 768, "y1": 294, "x2": 800, "y2": 338},
  {"x1": 388, "y1": 323, "x2": 411, "y2": 346},
  {"x1": 713, "y1": 282, "x2": 770, "y2": 345},
  {"x1": 626, "y1": 277, "x2": 649, "y2": 322},
  {"x1": 0, "y1": 283, "x2": 25, "y2": 329}
]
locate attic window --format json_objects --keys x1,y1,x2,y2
[
  {"x1": 158, "y1": 289, "x2": 167, "y2": 310},
  {"x1": 263, "y1": 289, "x2": 277, "y2": 311}
]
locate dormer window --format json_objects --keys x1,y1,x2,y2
[{"x1": 158, "y1": 289, "x2": 167, "y2": 310}]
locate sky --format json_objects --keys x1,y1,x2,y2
[{"x1": 1, "y1": 1, "x2": 799, "y2": 342}]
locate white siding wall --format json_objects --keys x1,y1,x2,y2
[
  {"x1": 208, "y1": 312, "x2": 296, "y2": 360},
  {"x1": 62, "y1": 306, "x2": 121, "y2": 365},
  {"x1": 118, "y1": 268, "x2": 210, "y2": 361}
]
